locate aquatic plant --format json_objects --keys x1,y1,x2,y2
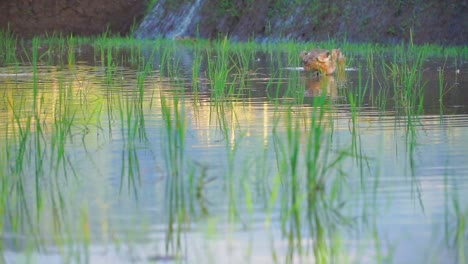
[
  {"x1": 160, "y1": 92, "x2": 188, "y2": 254},
  {"x1": 67, "y1": 35, "x2": 76, "y2": 66},
  {"x1": 206, "y1": 37, "x2": 237, "y2": 98},
  {"x1": 0, "y1": 28, "x2": 18, "y2": 64},
  {"x1": 269, "y1": 96, "x2": 355, "y2": 263}
]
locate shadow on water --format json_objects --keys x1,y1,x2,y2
[{"x1": 0, "y1": 38, "x2": 467, "y2": 263}]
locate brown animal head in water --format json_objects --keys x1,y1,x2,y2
[{"x1": 300, "y1": 48, "x2": 345, "y2": 75}]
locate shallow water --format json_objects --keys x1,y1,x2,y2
[{"x1": 0, "y1": 43, "x2": 467, "y2": 264}]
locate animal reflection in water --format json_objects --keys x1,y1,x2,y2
[
  {"x1": 300, "y1": 48, "x2": 346, "y2": 97},
  {"x1": 304, "y1": 75, "x2": 337, "y2": 97}
]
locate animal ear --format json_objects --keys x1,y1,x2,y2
[
  {"x1": 317, "y1": 52, "x2": 330, "y2": 62},
  {"x1": 332, "y1": 49, "x2": 339, "y2": 57}
]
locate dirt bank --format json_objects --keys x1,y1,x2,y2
[
  {"x1": 1, "y1": 0, "x2": 467, "y2": 45},
  {"x1": 0, "y1": 0, "x2": 147, "y2": 37},
  {"x1": 192, "y1": 0, "x2": 468, "y2": 45}
]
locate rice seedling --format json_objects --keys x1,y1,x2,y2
[
  {"x1": 383, "y1": 47, "x2": 428, "y2": 142},
  {"x1": 342, "y1": 64, "x2": 370, "y2": 161},
  {"x1": 105, "y1": 44, "x2": 116, "y2": 84},
  {"x1": 67, "y1": 35, "x2": 76, "y2": 66},
  {"x1": 280, "y1": 110, "x2": 304, "y2": 260},
  {"x1": 160, "y1": 92, "x2": 188, "y2": 254},
  {"x1": 187, "y1": 161, "x2": 211, "y2": 216},
  {"x1": 206, "y1": 37, "x2": 237, "y2": 98},
  {"x1": 159, "y1": 42, "x2": 184, "y2": 80},
  {"x1": 268, "y1": 95, "x2": 355, "y2": 263},
  {"x1": 30, "y1": 38, "x2": 46, "y2": 217},
  {"x1": 223, "y1": 119, "x2": 245, "y2": 223},
  {"x1": 0, "y1": 28, "x2": 18, "y2": 65},
  {"x1": 46, "y1": 76, "x2": 80, "y2": 218},
  {"x1": 3, "y1": 94, "x2": 36, "y2": 250},
  {"x1": 438, "y1": 65, "x2": 446, "y2": 115},
  {"x1": 444, "y1": 174, "x2": 468, "y2": 264},
  {"x1": 116, "y1": 94, "x2": 143, "y2": 197},
  {"x1": 191, "y1": 46, "x2": 204, "y2": 95}
]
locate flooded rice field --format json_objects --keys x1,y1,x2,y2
[{"x1": 0, "y1": 39, "x2": 467, "y2": 263}]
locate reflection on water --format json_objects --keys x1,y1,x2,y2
[
  {"x1": 0, "y1": 44, "x2": 467, "y2": 264},
  {"x1": 304, "y1": 75, "x2": 343, "y2": 98}
]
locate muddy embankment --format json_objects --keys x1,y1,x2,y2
[
  {"x1": 1, "y1": 0, "x2": 467, "y2": 45},
  {"x1": 0, "y1": 0, "x2": 147, "y2": 37}
]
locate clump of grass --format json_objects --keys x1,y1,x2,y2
[
  {"x1": 207, "y1": 37, "x2": 238, "y2": 98},
  {"x1": 375, "y1": 46, "x2": 427, "y2": 145},
  {"x1": 160, "y1": 92, "x2": 188, "y2": 253},
  {"x1": 67, "y1": 35, "x2": 76, "y2": 66},
  {"x1": 389, "y1": 48, "x2": 427, "y2": 115},
  {"x1": 0, "y1": 28, "x2": 18, "y2": 65},
  {"x1": 438, "y1": 65, "x2": 445, "y2": 115},
  {"x1": 191, "y1": 46, "x2": 204, "y2": 98},
  {"x1": 270, "y1": 96, "x2": 353, "y2": 263},
  {"x1": 116, "y1": 94, "x2": 144, "y2": 197}
]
